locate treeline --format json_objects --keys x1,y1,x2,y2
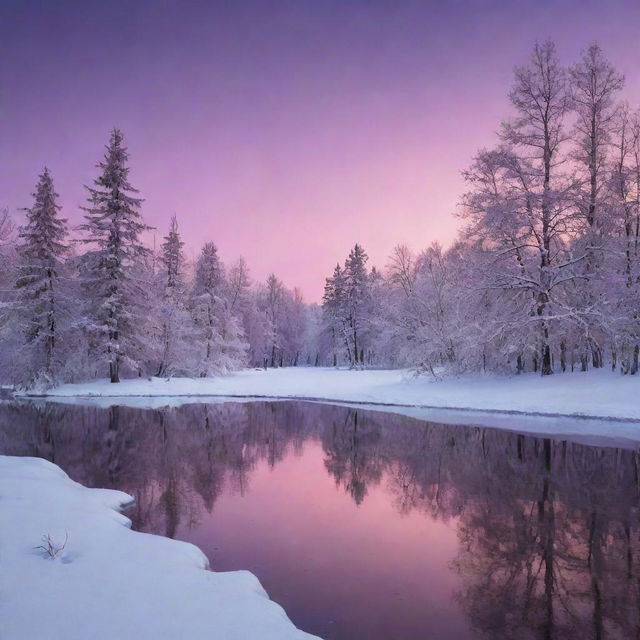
[
  {"x1": 2, "y1": 41, "x2": 639, "y2": 385},
  {"x1": 322, "y1": 42, "x2": 640, "y2": 376},
  {"x1": 0, "y1": 131, "x2": 319, "y2": 388}
]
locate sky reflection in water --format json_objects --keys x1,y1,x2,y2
[{"x1": 1, "y1": 400, "x2": 638, "y2": 640}]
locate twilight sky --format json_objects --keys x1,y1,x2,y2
[{"x1": 1, "y1": 0, "x2": 639, "y2": 300}]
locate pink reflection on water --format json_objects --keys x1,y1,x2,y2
[{"x1": 179, "y1": 438, "x2": 471, "y2": 640}]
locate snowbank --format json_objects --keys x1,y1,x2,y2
[
  {"x1": 0, "y1": 455, "x2": 318, "y2": 640},
  {"x1": 27, "y1": 366, "x2": 640, "y2": 442}
]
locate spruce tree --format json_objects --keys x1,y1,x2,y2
[
  {"x1": 191, "y1": 242, "x2": 225, "y2": 373},
  {"x1": 191, "y1": 242, "x2": 246, "y2": 374},
  {"x1": 344, "y1": 243, "x2": 370, "y2": 366},
  {"x1": 156, "y1": 215, "x2": 191, "y2": 376},
  {"x1": 78, "y1": 129, "x2": 151, "y2": 382},
  {"x1": 161, "y1": 215, "x2": 185, "y2": 291},
  {"x1": 15, "y1": 168, "x2": 68, "y2": 380},
  {"x1": 322, "y1": 263, "x2": 348, "y2": 365}
]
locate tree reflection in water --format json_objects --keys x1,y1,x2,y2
[{"x1": 1, "y1": 400, "x2": 639, "y2": 640}]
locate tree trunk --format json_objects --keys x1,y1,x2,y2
[
  {"x1": 110, "y1": 358, "x2": 119, "y2": 383},
  {"x1": 541, "y1": 342, "x2": 552, "y2": 376},
  {"x1": 581, "y1": 350, "x2": 589, "y2": 372}
]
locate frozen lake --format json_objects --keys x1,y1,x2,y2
[{"x1": 1, "y1": 400, "x2": 639, "y2": 640}]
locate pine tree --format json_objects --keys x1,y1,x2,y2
[
  {"x1": 322, "y1": 263, "x2": 348, "y2": 365},
  {"x1": 191, "y1": 242, "x2": 247, "y2": 374},
  {"x1": 344, "y1": 243, "x2": 370, "y2": 366},
  {"x1": 15, "y1": 168, "x2": 68, "y2": 380},
  {"x1": 264, "y1": 274, "x2": 285, "y2": 367},
  {"x1": 161, "y1": 215, "x2": 185, "y2": 291},
  {"x1": 156, "y1": 215, "x2": 191, "y2": 376},
  {"x1": 78, "y1": 129, "x2": 151, "y2": 383}
]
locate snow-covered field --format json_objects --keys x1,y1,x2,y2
[
  {"x1": 0, "y1": 455, "x2": 317, "y2": 640},
  {"x1": 31, "y1": 366, "x2": 640, "y2": 442}
]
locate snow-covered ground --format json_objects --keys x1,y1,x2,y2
[
  {"x1": 0, "y1": 455, "x2": 318, "y2": 640},
  {"x1": 29, "y1": 366, "x2": 640, "y2": 444}
]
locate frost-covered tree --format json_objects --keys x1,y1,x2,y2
[
  {"x1": 608, "y1": 105, "x2": 640, "y2": 373},
  {"x1": 264, "y1": 273, "x2": 285, "y2": 367},
  {"x1": 0, "y1": 207, "x2": 17, "y2": 328},
  {"x1": 322, "y1": 263, "x2": 348, "y2": 366},
  {"x1": 228, "y1": 256, "x2": 251, "y2": 315},
  {"x1": 161, "y1": 215, "x2": 185, "y2": 290},
  {"x1": 382, "y1": 243, "x2": 466, "y2": 374},
  {"x1": 13, "y1": 168, "x2": 68, "y2": 383},
  {"x1": 227, "y1": 257, "x2": 269, "y2": 367},
  {"x1": 249, "y1": 274, "x2": 308, "y2": 368},
  {"x1": 191, "y1": 242, "x2": 246, "y2": 374},
  {"x1": 282, "y1": 287, "x2": 307, "y2": 366},
  {"x1": 321, "y1": 244, "x2": 375, "y2": 367},
  {"x1": 571, "y1": 44, "x2": 624, "y2": 232},
  {"x1": 344, "y1": 243, "x2": 372, "y2": 366},
  {"x1": 387, "y1": 244, "x2": 417, "y2": 297},
  {"x1": 191, "y1": 242, "x2": 224, "y2": 372},
  {"x1": 461, "y1": 42, "x2": 580, "y2": 375},
  {"x1": 0, "y1": 206, "x2": 15, "y2": 249},
  {"x1": 569, "y1": 44, "x2": 624, "y2": 367},
  {"x1": 78, "y1": 129, "x2": 151, "y2": 383},
  {"x1": 155, "y1": 215, "x2": 196, "y2": 376},
  {"x1": 302, "y1": 303, "x2": 323, "y2": 366}
]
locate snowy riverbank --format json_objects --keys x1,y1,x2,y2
[
  {"x1": 0, "y1": 455, "x2": 317, "y2": 640},
  {"x1": 27, "y1": 366, "x2": 640, "y2": 444}
]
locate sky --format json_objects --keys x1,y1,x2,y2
[{"x1": 1, "y1": 0, "x2": 639, "y2": 301}]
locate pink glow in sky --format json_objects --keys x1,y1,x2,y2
[{"x1": 1, "y1": 1, "x2": 639, "y2": 300}]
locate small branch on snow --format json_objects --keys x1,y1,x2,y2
[{"x1": 34, "y1": 531, "x2": 68, "y2": 559}]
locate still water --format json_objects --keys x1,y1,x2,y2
[{"x1": 1, "y1": 400, "x2": 639, "y2": 640}]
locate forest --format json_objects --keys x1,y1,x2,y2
[{"x1": 1, "y1": 41, "x2": 639, "y2": 387}]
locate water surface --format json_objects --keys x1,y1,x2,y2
[{"x1": 1, "y1": 400, "x2": 639, "y2": 640}]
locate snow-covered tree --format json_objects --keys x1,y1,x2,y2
[
  {"x1": 0, "y1": 207, "x2": 18, "y2": 334},
  {"x1": 387, "y1": 244, "x2": 417, "y2": 297},
  {"x1": 191, "y1": 242, "x2": 224, "y2": 372},
  {"x1": 322, "y1": 263, "x2": 348, "y2": 366},
  {"x1": 608, "y1": 105, "x2": 640, "y2": 373},
  {"x1": 0, "y1": 206, "x2": 15, "y2": 249},
  {"x1": 228, "y1": 256, "x2": 251, "y2": 316},
  {"x1": 78, "y1": 129, "x2": 152, "y2": 383},
  {"x1": 461, "y1": 42, "x2": 581, "y2": 375},
  {"x1": 343, "y1": 244, "x2": 372, "y2": 366},
  {"x1": 191, "y1": 242, "x2": 246, "y2": 374},
  {"x1": 161, "y1": 215, "x2": 185, "y2": 290},
  {"x1": 155, "y1": 215, "x2": 196, "y2": 376},
  {"x1": 14, "y1": 168, "x2": 69, "y2": 383},
  {"x1": 282, "y1": 287, "x2": 307, "y2": 366},
  {"x1": 321, "y1": 244, "x2": 376, "y2": 367},
  {"x1": 264, "y1": 273, "x2": 285, "y2": 367},
  {"x1": 227, "y1": 257, "x2": 269, "y2": 367},
  {"x1": 569, "y1": 43, "x2": 625, "y2": 367}
]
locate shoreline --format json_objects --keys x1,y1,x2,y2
[
  {"x1": 0, "y1": 455, "x2": 318, "y2": 640},
  {"x1": 16, "y1": 366, "x2": 640, "y2": 444}
]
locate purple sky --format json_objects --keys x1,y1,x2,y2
[{"x1": 2, "y1": 0, "x2": 639, "y2": 300}]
